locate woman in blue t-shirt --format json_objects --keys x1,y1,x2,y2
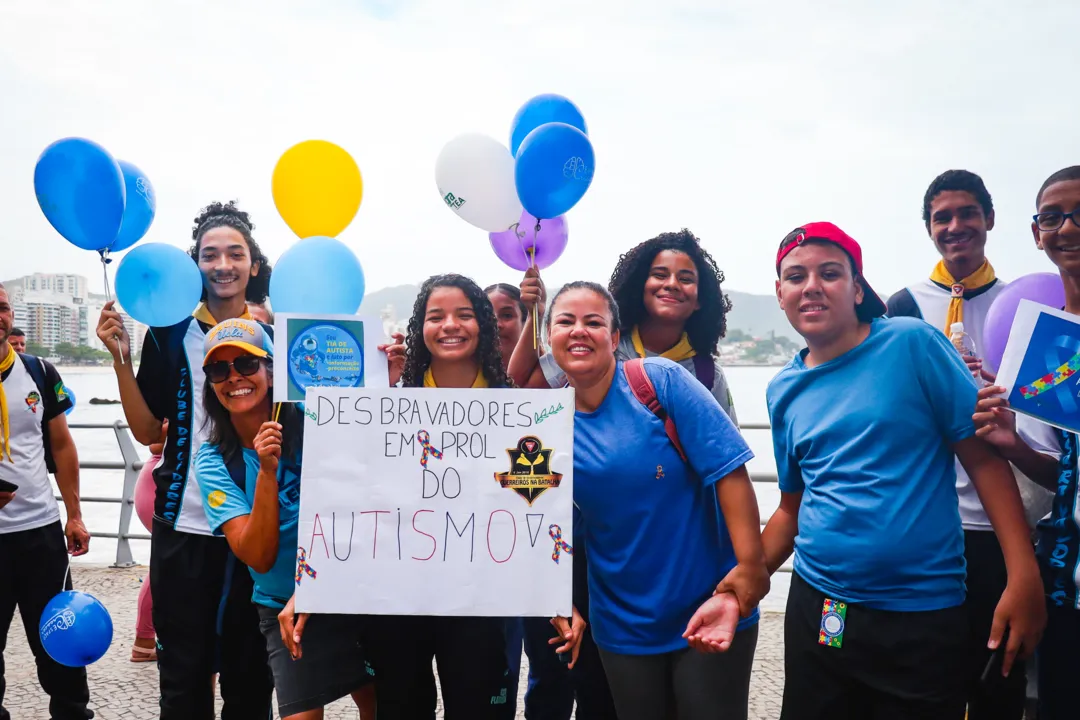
[
  {"x1": 542, "y1": 281, "x2": 769, "y2": 720},
  {"x1": 374, "y1": 274, "x2": 517, "y2": 720},
  {"x1": 194, "y1": 319, "x2": 376, "y2": 720}
]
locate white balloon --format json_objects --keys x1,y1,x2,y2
[{"x1": 435, "y1": 134, "x2": 522, "y2": 233}]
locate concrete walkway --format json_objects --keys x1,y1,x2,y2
[{"x1": 3, "y1": 565, "x2": 786, "y2": 719}]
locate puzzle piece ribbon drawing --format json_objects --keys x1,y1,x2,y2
[
  {"x1": 417, "y1": 430, "x2": 444, "y2": 468},
  {"x1": 1018, "y1": 335, "x2": 1080, "y2": 413},
  {"x1": 549, "y1": 524, "x2": 573, "y2": 564},
  {"x1": 295, "y1": 547, "x2": 317, "y2": 586}
]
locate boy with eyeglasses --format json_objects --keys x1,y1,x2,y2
[{"x1": 974, "y1": 166, "x2": 1080, "y2": 720}]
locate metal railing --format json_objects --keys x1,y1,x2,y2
[{"x1": 66, "y1": 420, "x2": 785, "y2": 570}]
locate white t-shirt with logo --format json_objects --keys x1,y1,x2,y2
[{"x1": 0, "y1": 356, "x2": 71, "y2": 533}]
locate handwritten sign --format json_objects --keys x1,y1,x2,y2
[
  {"x1": 295, "y1": 387, "x2": 575, "y2": 617},
  {"x1": 273, "y1": 314, "x2": 389, "y2": 403},
  {"x1": 997, "y1": 299, "x2": 1080, "y2": 434}
]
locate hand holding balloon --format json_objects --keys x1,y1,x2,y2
[{"x1": 96, "y1": 302, "x2": 132, "y2": 364}]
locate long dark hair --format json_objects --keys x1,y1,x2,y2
[
  {"x1": 188, "y1": 201, "x2": 273, "y2": 304},
  {"x1": 402, "y1": 274, "x2": 512, "y2": 388},
  {"x1": 484, "y1": 283, "x2": 527, "y2": 321},
  {"x1": 202, "y1": 360, "x2": 303, "y2": 465},
  {"x1": 608, "y1": 229, "x2": 731, "y2": 357}
]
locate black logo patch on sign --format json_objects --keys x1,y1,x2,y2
[{"x1": 494, "y1": 435, "x2": 564, "y2": 506}]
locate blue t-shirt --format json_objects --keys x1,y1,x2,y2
[
  {"x1": 574, "y1": 358, "x2": 756, "y2": 654},
  {"x1": 767, "y1": 317, "x2": 977, "y2": 612},
  {"x1": 195, "y1": 443, "x2": 302, "y2": 609}
]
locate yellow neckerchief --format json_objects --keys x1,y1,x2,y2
[
  {"x1": 193, "y1": 302, "x2": 254, "y2": 327},
  {"x1": 422, "y1": 367, "x2": 489, "y2": 388},
  {"x1": 929, "y1": 260, "x2": 996, "y2": 335},
  {"x1": 0, "y1": 347, "x2": 15, "y2": 462},
  {"x1": 631, "y1": 326, "x2": 696, "y2": 362}
]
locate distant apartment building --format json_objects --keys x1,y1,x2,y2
[{"x1": 6, "y1": 273, "x2": 145, "y2": 355}]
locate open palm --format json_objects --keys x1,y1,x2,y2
[{"x1": 683, "y1": 592, "x2": 740, "y2": 653}]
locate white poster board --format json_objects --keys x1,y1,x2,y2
[{"x1": 295, "y1": 387, "x2": 575, "y2": 617}]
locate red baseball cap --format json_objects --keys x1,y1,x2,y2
[{"x1": 775, "y1": 222, "x2": 887, "y2": 321}]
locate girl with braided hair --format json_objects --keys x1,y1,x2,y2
[{"x1": 372, "y1": 274, "x2": 516, "y2": 719}]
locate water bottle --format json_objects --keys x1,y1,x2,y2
[{"x1": 949, "y1": 322, "x2": 985, "y2": 385}]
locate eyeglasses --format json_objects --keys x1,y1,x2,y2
[
  {"x1": 1033, "y1": 211, "x2": 1080, "y2": 232},
  {"x1": 203, "y1": 355, "x2": 264, "y2": 384}
]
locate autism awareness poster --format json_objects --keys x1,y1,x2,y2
[
  {"x1": 996, "y1": 300, "x2": 1080, "y2": 435},
  {"x1": 295, "y1": 387, "x2": 575, "y2": 617},
  {"x1": 273, "y1": 314, "x2": 389, "y2": 403}
]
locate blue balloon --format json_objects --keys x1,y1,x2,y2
[
  {"x1": 115, "y1": 243, "x2": 203, "y2": 328},
  {"x1": 39, "y1": 591, "x2": 113, "y2": 667},
  {"x1": 34, "y1": 138, "x2": 126, "y2": 251},
  {"x1": 270, "y1": 236, "x2": 366, "y2": 315},
  {"x1": 108, "y1": 161, "x2": 156, "y2": 254},
  {"x1": 514, "y1": 123, "x2": 595, "y2": 219},
  {"x1": 509, "y1": 94, "x2": 587, "y2": 157},
  {"x1": 63, "y1": 386, "x2": 76, "y2": 416}
]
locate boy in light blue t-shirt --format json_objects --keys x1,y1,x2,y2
[{"x1": 746, "y1": 222, "x2": 1046, "y2": 720}]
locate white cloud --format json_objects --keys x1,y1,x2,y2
[{"x1": 1, "y1": 0, "x2": 1078, "y2": 301}]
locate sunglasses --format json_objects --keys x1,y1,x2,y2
[{"x1": 203, "y1": 355, "x2": 264, "y2": 384}]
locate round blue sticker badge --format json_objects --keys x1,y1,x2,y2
[{"x1": 287, "y1": 323, "x2": 365, "y2": 398}]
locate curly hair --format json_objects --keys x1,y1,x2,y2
[
  {"x1": 188, "y1": 201, "x2": 272, "y2": 304},
  {"x1": 922, "y1": 170, "x2": 993, "y2": 229},
  {"x1": 402, "y1": 274, "x2": 512, "y2": 388},
  {"x1": 607, "y1": 229, "x2": 731, "y2": 357}
]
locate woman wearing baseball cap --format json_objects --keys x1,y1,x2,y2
[
  {"x1": 193, "y1": 318, "x2": 376, "y2": 720},
  {"x1": 746, "y1": 223, "x2": 1044, "y2": 718}
]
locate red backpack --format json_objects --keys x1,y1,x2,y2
[{"x1": 623, "y1": 358, "x2": 688, "y2": 463}]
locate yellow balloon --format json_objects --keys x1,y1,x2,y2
[{"x1": 272, "y1": 140, "x2": 363, "y2": 238}]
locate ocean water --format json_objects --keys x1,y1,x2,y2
[{"x1": 57, "y1": 365, "x2": 792, "y2": 611}]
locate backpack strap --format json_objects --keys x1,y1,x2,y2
[
  {"x1": 19, "y1": 354, "x2": 56, "y2": 474},
  {"x1": 691, "y1": 354, "x2": 715, "y2": 392},
  {"x1": 623, "y1": 359, "x2": 687, "y2": 463}
]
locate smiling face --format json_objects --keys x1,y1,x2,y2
[
  {"x1": 7, "y1": 334, "x2": 25, "y2": 354},
  {"x1": 208, "y1": 346, "x2": 271, "y2": 415},
  {"x1": 928, "y1": 190, "x2": 993, "y2": 278},
  {"x1": 488, "y1": 289, "x2": 525, "y2": 363},
  {"x1": 1033, "y1": 179, "x2": 1080, "y2": 278},
  {"x1": 549, "y1": 288, "x2": 619, "y2": 385},
  {"x1": 197, "y1": 227, "x2": 259, "y2": 301},
  {"x1": 423, "y1": 287, "x2": 480, "y2": 363},
  {"x1": 642, "y1": 250, "x2": 701, "y2": 325},
  {"x1": 776, "y1": 242, "x2": 863, "y2": 345}
]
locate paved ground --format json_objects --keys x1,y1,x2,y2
[{"x1": 3, "y1": 565, "x2": 786, "y2": 719}]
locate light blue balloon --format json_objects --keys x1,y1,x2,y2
[
  {"x1": 509, "y1": 94, "x2": 587, "y2": 157},
  {"x1": 34, "y1": 138, "x2": 126, "y2": 252},
  {"x1": 108, "y1": 161, "x2": 156, "y2": 253},
  {"x1": 115, "y1": 244, "x2": 203, "y2": 328},
  {"x1": 270, "y1": 236, "x2": 365, "y2": 315},
  {"x1": 63, "y1": 386, "x2": 76, "y2": 416},
  {"x1": 39, "y1": 591, "x2": 113, "y2": 667},
  {"x1": 514, "y1": 122, "x2": 595, "y2": 219}
]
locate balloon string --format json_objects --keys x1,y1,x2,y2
[
  {"x1": 530, "y1": 222, "x2": 540, "y2": 351},
  {"x1": 100, "y1": 251, "x2": 124, "y2": 366},
  {"x1": 61, "y1": 557, "x2": 70, "y2": 595}
]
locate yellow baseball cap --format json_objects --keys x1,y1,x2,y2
[{"x1": 203, "y1": 319, "x2": 271, "y2": 365}]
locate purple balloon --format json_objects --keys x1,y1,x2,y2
[
  {"x1": 489, "y1": 211, "x2": 568, "y2": 271},
  {"x1": 983, "y1": 272, "x2": 1065, "y2": 373}
]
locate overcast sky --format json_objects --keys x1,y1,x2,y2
[{"x1": 2, "y1": 0, "x2": 1078, "y2": 300}]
